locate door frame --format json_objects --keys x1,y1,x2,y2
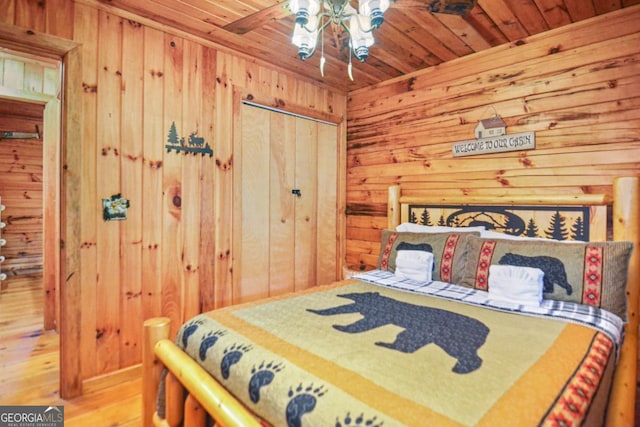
[
  {"x1": 0, "y1": 23, "x2": 84, "y2": 399},
  {"x1": 0, "y1": 84, "x2": 59, "y2": 330}
]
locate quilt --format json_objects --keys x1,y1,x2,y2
[{"x1": 167, "y1": 272, "x2": 622, "y2": 427}]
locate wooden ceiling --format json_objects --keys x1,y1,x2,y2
[{"x1": 98, "y1": 0, "x2": 640, "y2": 92}]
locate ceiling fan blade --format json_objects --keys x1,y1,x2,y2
[
  {"x1": 223, "y1": 1, "x2": 291, "y2": 35},
  {"x1": 392, "y1": 0, "x2": 478, "y2": 16}
]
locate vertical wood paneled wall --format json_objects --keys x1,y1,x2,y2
[
  {"x1": 345, "y1": 6, "x2": 640, "y2": 270},
  {"x1": 27, "y1": 1, "x2": 344, "y2": 383},
  {"x1": 67, "y1": 2, "x2": 347, "y2": 381}
]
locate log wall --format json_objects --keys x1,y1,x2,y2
[
  {"x1": 1, "y1": 0, "x2": 346, "y2": 387},
  {"x1": 345, "y1": 6, "x2": 640, "y2": 270}
]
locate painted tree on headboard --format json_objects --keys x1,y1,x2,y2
[
  {"x1": 525, "y1": 218, "x2": 539, "y2": 237},
  {"x1": 421, "y1": 208, "x2": 432, "y2": 226},
  {"x1": 545, "y1": 212, "x2": 569, "y2": 240},
  {"x1": 571, "y1": 217, "x2": 587, "y2": 241}
]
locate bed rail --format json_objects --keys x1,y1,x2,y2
[{"x1": 606, "y1": 176, "x2": 639, "y2": 427}]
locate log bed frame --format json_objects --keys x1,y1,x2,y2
[{"x1": 142, "y1": 176, "x2": 639, "y2": 427}]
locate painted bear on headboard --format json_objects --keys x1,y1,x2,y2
[
  {"x1": 498, "y1": 253, "x2": 572, "y2": 295},
  {"x1": 308, "y1": 292, "x2": 489, "y2": 374}
]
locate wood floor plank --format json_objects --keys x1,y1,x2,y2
[{"x1": 0, "y1": 274, "x2": 142, "y2": 426}]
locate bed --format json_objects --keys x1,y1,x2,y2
[{"x1": 142, "y1": 176, "x2": 639, "y2": 427}]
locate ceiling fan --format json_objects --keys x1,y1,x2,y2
[{"x1": 223, "y1": 0, "x2": 478, "y2": 35}]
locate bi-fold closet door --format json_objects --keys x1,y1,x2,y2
[{"x1": 233, "y1": 102, "x2": 338, "y2": 303}]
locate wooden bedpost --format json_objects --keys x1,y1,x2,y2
[
  {"x1": 606, "y1": 176, "x2": 639, "y2": 427},
  {"x1": 388, "y1": 185, "x2": 400, "y2": 229},
  {"x1": 143, "y1": 317, "x2": 170, "y2": 427}
]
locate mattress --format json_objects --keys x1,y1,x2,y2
[{"x1": 163, "y1": 271, "x2": 623, "y2": 427}]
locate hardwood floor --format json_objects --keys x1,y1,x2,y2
[{"x1": 0, "y1": 275, "x2": 142, "y2": 426}]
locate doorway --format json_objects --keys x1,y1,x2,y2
[
  {"x1": 0, "y1": 30, "x2": 80, "y2": 397},
  {"x1": 0, "y1": 97, "x2": 45, "y2": 305},
  {"x1": 0, "y1": 49, "x2": 62, "y2": 331}
]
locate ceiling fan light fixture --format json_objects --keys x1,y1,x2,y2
[
  {"x1": 288, "y1": 0, "x2": 386, "y2": 80},
  {"x1": 292, "y1": 14, "x2": 319, "y2": 60},
  {"x1": 349, "y1": 14, "x2": 374, "y2": 61},
  {"x1": 289, "y1": 0, "x2": 321, "y2": 26},
  {"x1": 359, "y1": 0, "x2": 390, "y2": 29}
]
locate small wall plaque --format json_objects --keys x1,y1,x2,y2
[{"x1": 103, "y1": 194, "x2": 130, "y2": 221}]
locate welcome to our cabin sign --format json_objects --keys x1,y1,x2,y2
[{"x1": 452, "y1": 131, "x2": 535, "y2": 157}]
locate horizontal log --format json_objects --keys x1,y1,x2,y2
[
  {"x1": 346, "y1": 167, "x2": 638, "y2": 200},
  {"x1": 4, "y1": 213, "x2": 44, "y2": 224},
  {"x1": 346, "y1": 226, "x2": 382, "y2": 242},
  {"x1": 2, "y1": 268, "x2": 44, "y2": 277},
  {"x1": 0, "y1": 164, "x2": 42, "y2": 177},
  {"x1": 346, "y1": 215, "x2": 388, "y2": 230},
  {"x1": 0, "y1": 153, "x2": 45, "y2": 165},
  {"x1": 347, "y1": 146, "x2": 640, "y2": 183},
  {"x1": 345, "y1": 202, "x2": 387, "y2": 216}
]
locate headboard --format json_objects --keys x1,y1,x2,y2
[{"x1": 387, "y1": 176, "x2": 639, "y2": 426}]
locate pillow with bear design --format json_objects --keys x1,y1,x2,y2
[
  {"x1": 377, "y1": 230, "x2": 478, "y2": 284},
  {"x1": 459, "y1": 235, "x2": 633, "y2": 320}
]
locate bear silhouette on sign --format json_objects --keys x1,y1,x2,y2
[
  {"x1": 498, "y1": 253, "x2": 572, "y2": 295},
  {"x1": 307, "y1": 292, "x2": 489, "y2": 374}
]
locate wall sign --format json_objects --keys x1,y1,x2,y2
[{"x1": 452, "y1": 116, "x2": 535, "y2": 157}]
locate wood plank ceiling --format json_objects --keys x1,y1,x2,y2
[{"x1": 98, "y1": 0, "x2": 640, "y2": 92}]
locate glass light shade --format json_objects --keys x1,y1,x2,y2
[
  {"x1": 288, "y1": 0, "x2": 321, "y2": 25},
  {"x1": 359, "y1": 0, "x2": 390, "y2": 28},
  {"x1": 349, "y1": 14, "x2": 374, "y2": 61},
  {"x1": 292, "y1": 15, "x2": 319, "y2": 60}
]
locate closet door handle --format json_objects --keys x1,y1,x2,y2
[{"x1": 291, "y1": 189, "x2": 302, "y2": 198}]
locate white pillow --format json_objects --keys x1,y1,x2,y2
[
  {"x1": 488, "y1": 265, "x2": 544, "y2": 307},
  {"x1": 480, "y1": 230, "x2": 581, "y2": 243},
  {"x1": 394, "y1": 250, "x2": 434, "y2": 283},
  {"x1": 396, "y1": 222, "x2": 486, "y2": 233}
]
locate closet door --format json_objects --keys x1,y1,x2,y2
[{"x1": 233, "y1": 103, "x2": 337, "y2": 303}]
